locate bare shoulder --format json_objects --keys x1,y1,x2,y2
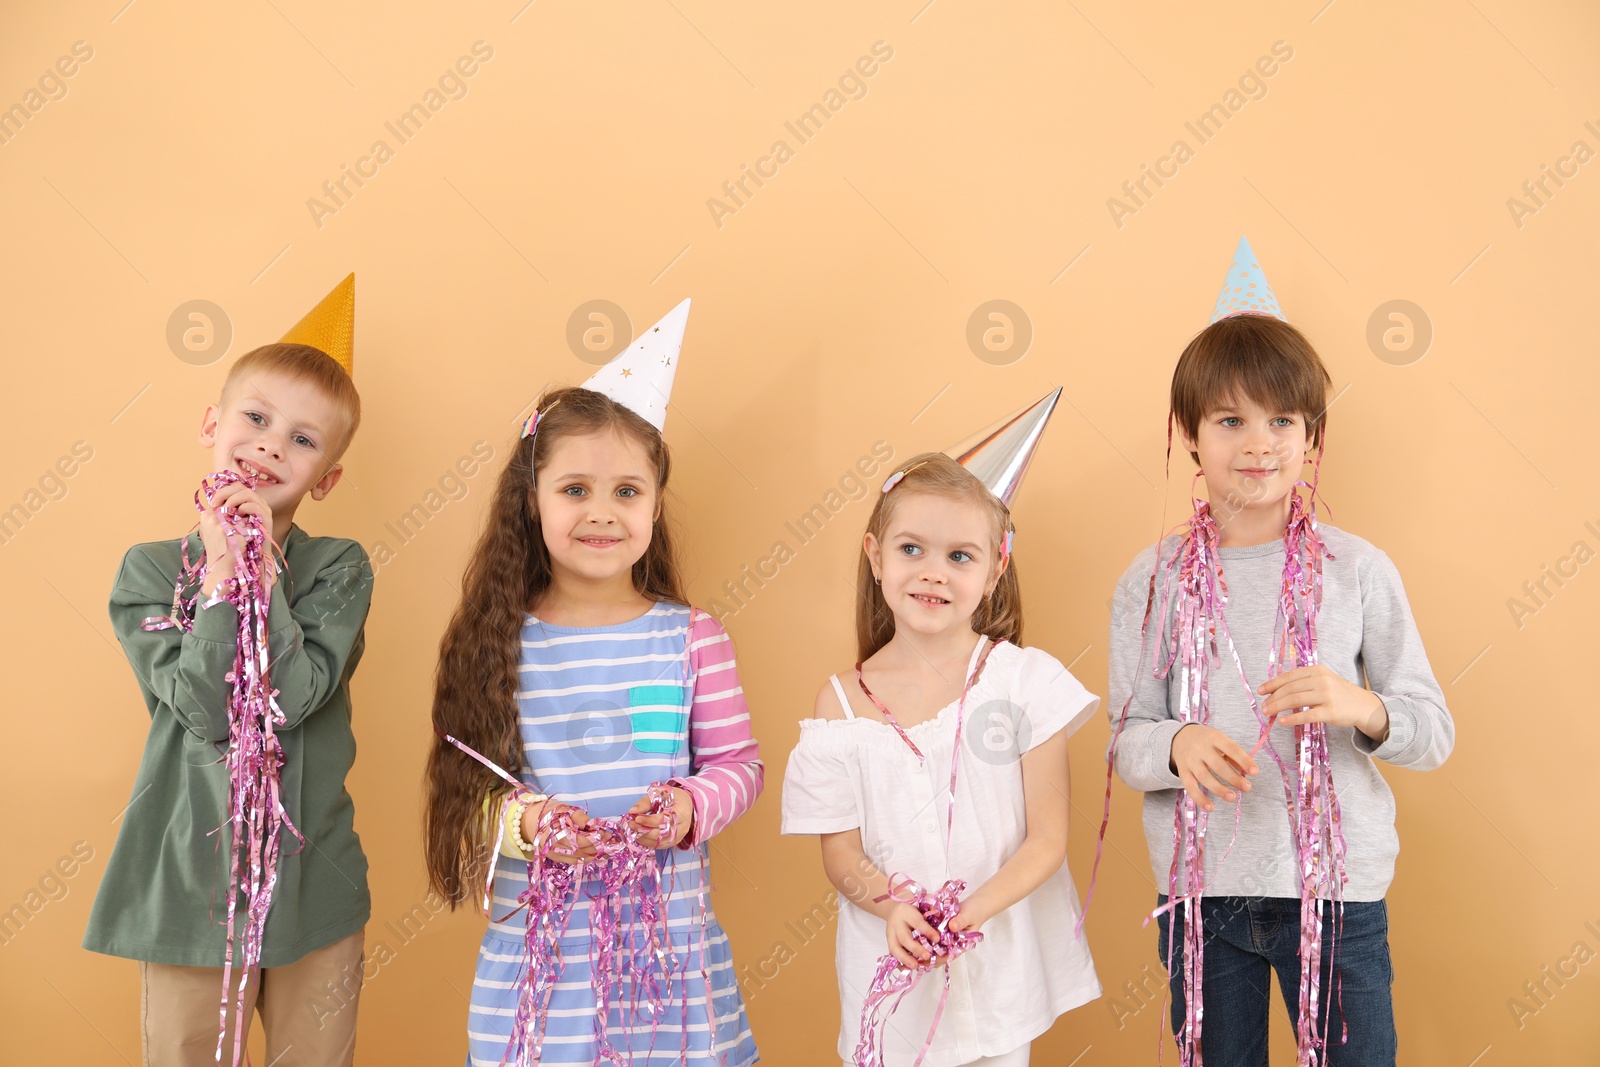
[{"x1": 812, "y1": 672, "x2": 853, "y2": 720}]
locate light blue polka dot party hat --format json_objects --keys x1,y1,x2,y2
[{"x1": 1209, "y1": 236, "x2": 1284, "y2": 323}]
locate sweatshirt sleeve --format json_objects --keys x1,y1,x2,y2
[
  {"x1": 1352, "y1": 550, "x2": 1455, "y2": 770},
  {"x1": 667, "y1": 610, "x2": 765, "y2": 848},
  {"x1": 109, "y1": 539, "x2": 374, "y2": 744},
  {"x1": 1106, "y1": 555, "x2": 1187, "y2": 793}
]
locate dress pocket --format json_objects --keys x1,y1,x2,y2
[{"x1": 628, "y1": 684, "x2": 688, "y2": 755}]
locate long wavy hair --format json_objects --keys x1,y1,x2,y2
[
  {"x1": 854, "y1": 452, "x2": 1024, "y2": 662},
  {"x1": 424, "y1": 386, "x2": 688, "y2": 905}
]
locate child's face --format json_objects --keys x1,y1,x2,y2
[
  {"x1": 198, "y1": 369, "x2": 345, "y2": 514},
  {"x1": 1179, "y1": 393, "x2": 1312, "y2": 512},
  {"x1": 533, "y1": 430, "x2": 660, "y2": 584},
  {"x1": 865, "y1": 492, "x2": 1004, "y2": 640}
]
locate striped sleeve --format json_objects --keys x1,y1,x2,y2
[{"x1": 668, "y1": 609, "x2": 764, "y2": 848}]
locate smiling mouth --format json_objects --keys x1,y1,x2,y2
[
  {"x1": 910, "y1": 593, "x2": 949, "y2": 606},
  {"x1": 578, "y1": 536, "x2": 621, "y2": 547},
  {"x1": 236, "y1": 458, "x2": 280, "y2": 485}
]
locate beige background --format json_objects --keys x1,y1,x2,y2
[{"x1": 2, "y1": 1, "x2": 1596, "y2": 1063}]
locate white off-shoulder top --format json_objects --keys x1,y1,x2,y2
[{"x1": 781, "y1": 637, "x2": 1103, "y2": 1065}]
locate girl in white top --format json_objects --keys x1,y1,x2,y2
[{"x1": 781, "y1": 451, "x2": 1102, "y2": 1067}]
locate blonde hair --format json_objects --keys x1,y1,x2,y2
[
  {"x1": 222, "y1": 342, "x2": 361, "y2": 459},
  {"x1": 854, "y1": 452, "x2": 1023, "y2": 662}
]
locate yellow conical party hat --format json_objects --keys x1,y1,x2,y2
[{"x1": 279, "y1": 273, "x2": 355, "y2": 373}]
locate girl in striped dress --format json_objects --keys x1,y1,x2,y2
[{"x1": 424, "y1": 379, "x2": 762, "y2": 1067}]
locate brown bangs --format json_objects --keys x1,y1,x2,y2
[{"x1": 1170, "y1": 314, "x2": 1332, "y2": 462}]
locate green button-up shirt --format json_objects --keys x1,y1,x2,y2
[{"x1": 84, "y1": 525, "x2": 373, "y2": 967}]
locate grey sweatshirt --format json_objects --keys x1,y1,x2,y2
[{"x1": 1107, "y1": 522, "x2": 1454, "y2": 901}]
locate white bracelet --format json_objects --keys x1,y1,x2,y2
[
  {"x1": 509, "y1": 793, "x2": 550, "y2": 856},
  {"x1": 508, "y1": 800, "x2": 532, "y2": 855}
]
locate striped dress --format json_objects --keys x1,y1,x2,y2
[{"x1": 468, "y1": 602, "x2": 763, "y2": 1067}]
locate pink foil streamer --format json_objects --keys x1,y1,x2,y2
[
  {"x1": 850, "y1": 639, "x2": 997, "y2": 1067},
  {"x1": 141, "y1": 471, "x2": 298, "y2": 1066},
  {"x1": 854, "y1": 876, "x2": 983, "y2": 1067},
  {"x1": 439, "y1": 733, "x2": 696, "y2": 1067},
  {"x1": 1274, "y1": 470, "x2": 1348, "y2": 1065},
  {"x1": 443, "y1": 609, "x2": 723, "y2": 1065}
]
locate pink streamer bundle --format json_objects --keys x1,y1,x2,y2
[
  {"x1": 142, "y1": 471, "x2": 297, "y2": 1066},
  {"x1": 1088, "y1": 439, "x2": 1349, "y2": 1066},
  {"x1": 440, "y1": 733, "x2": 700, "y2": 1067},
  {"x1": 854, "y1": 876, "x2": 984, "y2": 1067}
]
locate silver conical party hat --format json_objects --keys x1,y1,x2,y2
[{"x1": 943, "y1": 387, "x2": 1062, "y2": 507}]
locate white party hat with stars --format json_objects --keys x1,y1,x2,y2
[
  {"x1": 581, "y1": 298, "x2": 691, "y2": 433},
  {"x1": 1209, "y1": 237, "x2": 1285, "y2": 323}
]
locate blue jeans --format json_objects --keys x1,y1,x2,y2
[{"x1": 1155, "y1": 895, "x2": 1397, "y2": 1067}]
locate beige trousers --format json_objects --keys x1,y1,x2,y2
[{"x1": 138, "y1": 929, "x2": 364, "y2": 1067}]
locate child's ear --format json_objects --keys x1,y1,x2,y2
[
  {"x1": 198, "y1": 403, "x2": 221, "y2": 448},
  {"x1": 309, "y1": 464, "x2": 344, "y2": 501},
  {"x1": 863, "y1": 532, "x2": 883, "y2": 578},
  {"x1": 1176, "y1": 426, "x2": 1198, "y2": 456},
  {"x1": 986, "y1": 552, "x2": 1010, "y2": 597}
]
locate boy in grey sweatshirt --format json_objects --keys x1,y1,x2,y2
[{"x1": 1108, "y1": 244, "x2": 1453, "y2": 1067}]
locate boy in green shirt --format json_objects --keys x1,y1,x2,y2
[{"x1": 85, "y1": 278, "x2": 374, "y2": 1066}]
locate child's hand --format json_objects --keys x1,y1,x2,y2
[
  {"x1": 627, "y1": 787, "x2": 693, "y2": 849},
  {"x1": 197, "y1": 482, "x2": 273, "y2": 594},
  {"x1": 209, "y1": 480, "x2": 274, "y2": 533},
  {"x1": 521, "y1": 800, "x2": 599, "y2": 865},
  {"x1": 885, "y1": 900, "x2": 939, "y2": 968},
  {"x1": 1259, "y1": 666, "x2": 1389, "y2": 743},
  {"x1": 197, "y1": 505, "x2": 232, "y2": 566},
  {"x1": 1170, "y1": 724, "x2": 1258, "y2": 813},
  {"x1": 947, "y1": 891, "x2": 994, "y2": 937}
]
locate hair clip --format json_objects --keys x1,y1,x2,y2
[
  {"x1": 1001, "y1": 527, "x2": 1014, "y2": 562},
  {"x1": 880, "y1": 460, "x2": 928, "y2": 494},
  {"x1": 521, "y1": 396, "x2": 564, "y2": 443}
]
